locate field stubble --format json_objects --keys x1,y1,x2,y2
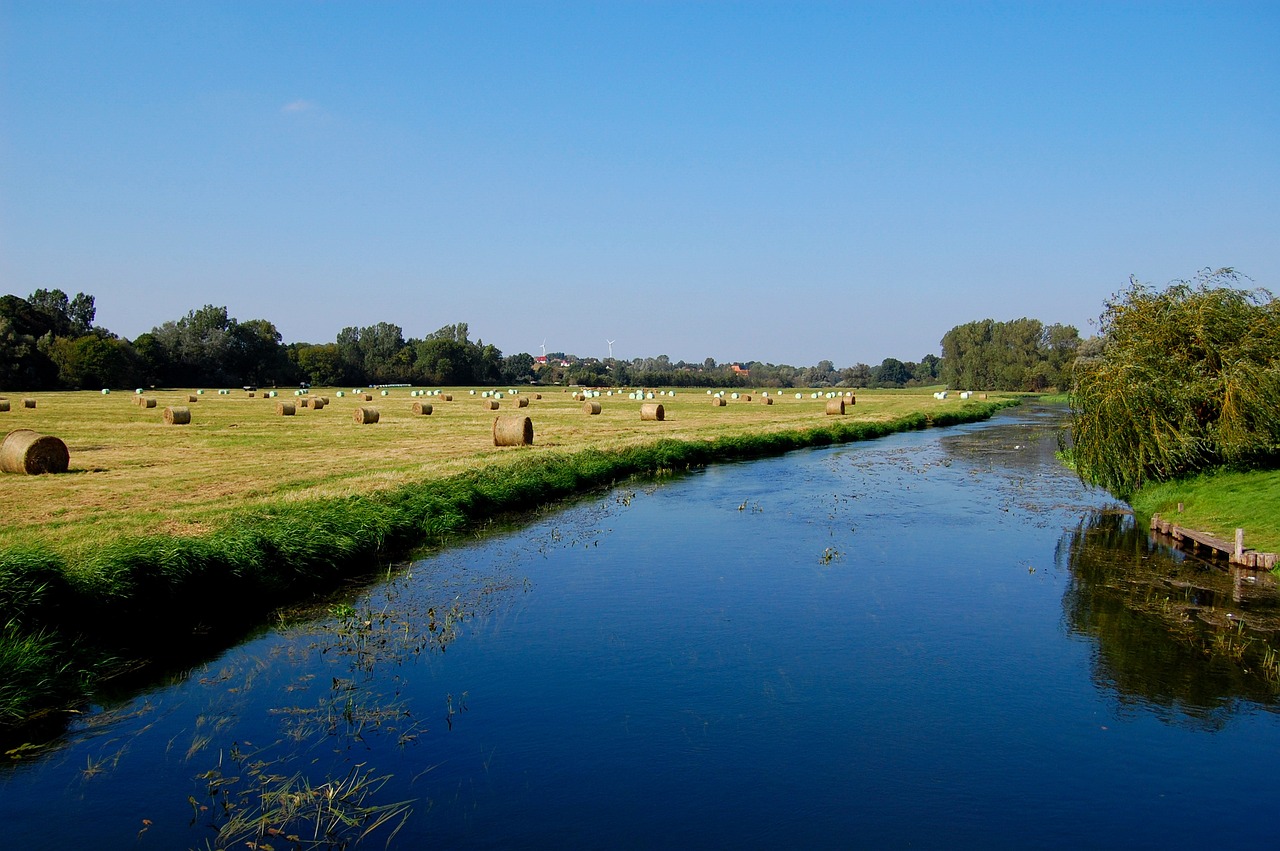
[{"x1": 0, "y1": 387, "x2": 978, "y2": 555}]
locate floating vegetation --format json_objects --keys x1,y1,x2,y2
[{"x1": 191, "y1": 751, "x2": 412, "y2": 850}]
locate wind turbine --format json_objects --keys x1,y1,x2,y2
[
  {"x1": 606, "y1": 339, "x2": 615, "y2": 359},
  {"x1": 539, "y1": 340, "x2": 547, "y2": 358}
]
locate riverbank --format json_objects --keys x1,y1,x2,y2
[
  {"x1": 0, "y1": 395, "x2": 1018, "y2": 731},
  {"x1": 1130, "y1": 468, "x2": 1280, "y2": 556}
]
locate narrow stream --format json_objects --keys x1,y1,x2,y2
[{"x1": 3, "y1": 405, "x2": 1278, "y2": 849}]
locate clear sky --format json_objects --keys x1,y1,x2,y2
[{"x1": 2, "y1": 1, "x2": 1276, "y2": 366}]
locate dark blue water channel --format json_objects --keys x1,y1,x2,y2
[{"x1": 5, "y1": 405, "x2": 1280, "y2": 849}]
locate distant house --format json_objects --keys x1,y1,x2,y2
[
  {"x1": 535, "y1": 356, "x2": 548, "y2": 365},
  {"x1": 730, "y1": 364, "x2": 750, "y2": 377}
]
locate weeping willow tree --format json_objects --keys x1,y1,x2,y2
[{"x1": 1070, "y1": 269, "x2": 1280, "y2": 499}]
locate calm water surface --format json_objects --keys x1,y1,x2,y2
[{"x1": 3, "y1": 406, "x2": 1279, "y2": 849}]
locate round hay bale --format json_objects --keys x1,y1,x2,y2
[
  {"x1": 710, "y1": 397, "x2": 726, "y2": 407},
  {"x1": 534, "y1": 393, "x2": 542, "y2": 400},
  {"x1": 742, "y1": 394, "x2": 752, "y2": 401},
  {"x1": 573, "y1": 393, "x2": 586, "y2": 402},
  {"x1": 641, "y1": 402, "x2": 665, "y2": 421},
  {"x1": 762, "y1": 397, "x2": 774, "y2": 405},
  {"x1": 336, "y1": 391, "x2": 346, "y2": 398},
  {"x1": 848, "y1": 395, "x2": 856, "y2": 405},
  {"x1": 187, "y1": 395, "x2": 199, "y2": 403},
  {"x1": 1, "y1": 429, "x2": 69, "y2": 474},
  {"x1": 320, "y1": 396, "x2": 329, "y2": 405},
  {"x1": 412, "y1": 401, "x2": 433, "y2": 416},
  {"x1": 361, "y1": 394, "x2": 374, "y2": 402},
  {"x1": 101, "y1": 388, "x2": 110, "y2": 395},
  {"x1": 353, "y1": 406, "x2": 379, "y2": 424},
  {"x1": 163, "y1": 406, "x2": 191, "y2": 425},
  {"x1": 0, "y1": 400, "x2": 9, "y2": 412},
  {"x1": 825, "y1": 399, "x2": 846, "y2": 416},
  {"x1": 493, "y1": 415, "x2": 533, "y2": 446},
  {"x1": 248, "y1": 392, "x2": 256, "y2": 397},
  {"x1": 22, "y1": 399, "x2": 36, "y2": 409},
  {"x1": 517, "y1": 396, "x2": 530, "y2": 408},
  {"x1": 142, "y1": 398, "x2": 157, "y2": 409},
  {"x1": 276, "y1": 401, "x2": 296, "y2": 416},
  {"x1": 442, "y1": 394, "x2": 453, "y2": 402},
  {"x1": 583, "y1": 400, "x2": 602, "y2": 415},
  {"x1": 483, "y1": 399, "x2": 500, "y2": 410},
  {"x1": 380, "y1": 390, "x2": 389, "y2": 397}
]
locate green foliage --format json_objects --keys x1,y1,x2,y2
[
  {"x1": 940, "y1": 317, "x2": 1080, "y2": 391},
  {"x1": 871, "y1": 357, "x2": 912, "y2": 388},
  {"x1": 1070, "y1": 269, "x2": 1280, "y2": 498}
]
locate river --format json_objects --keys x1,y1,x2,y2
[{"x1": 3, "y1": 405, "x2": 1279, "y2": 849}]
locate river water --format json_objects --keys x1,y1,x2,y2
[{"x1": 3, "y1": 405, "x2": 1279, "y2": 849}]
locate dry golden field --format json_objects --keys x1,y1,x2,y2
[{"x1": 0, "y1": 386, "x2": 999, "y2": 553}]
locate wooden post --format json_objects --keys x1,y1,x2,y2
[
  {"x1": 1235, "y1": 529, "x2": 1245, "y2": 560},
  {"x1": 1177, "y1": 502, "x2": 1184, "y2": 513}
]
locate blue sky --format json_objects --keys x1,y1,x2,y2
[{"x1": 2, "y1": 1, "x2": 1276, "y2": 366}]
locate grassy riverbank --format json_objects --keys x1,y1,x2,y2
[
  {"x1": 0, "y1": 387, "x2": 1018, "y2": 730},
  {"x1": 1129, "y1": 469, "x2": 1280, "y2": 555}
]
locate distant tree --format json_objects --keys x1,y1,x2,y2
[
  {"x1": 44, "y1": 334, "x2": 140, "y2": 388},
  {"x1": 871, "y1": 357, "x2": 912, "y2": 388},
  {"x1": 413, "y1": 338, "x2": 473, "y2": 385},
  {"x1": 501, "y1": 352, "x2": 536, "y2": 384},
  {"x1": 1070, "y1": 269, "x2": 1280, "y2": 497},
  {"x1": 940, "y1": 317, "x2": 1080, "y2": 391},
  {"x1": 230, "y1": 319, "x2": 291, "y2": 385},
  {"x1": 290, "y1": 342, "x2": 350, "y2": 386},
  {"x1": 26, "y1": 289, "x2": 96, "y2": 337},
  {"x1": 837, "y1": 363, "x2": 872, "y2": 387},
  {"x1": 914, "y1": 354, "x2": 941, "y2": 384}
]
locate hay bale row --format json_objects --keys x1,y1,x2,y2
[
  {"x1": 411, "y1": 402, "x2": 433, "y2": 416},
  {"x1": 493, "y1": 415, "x2": 533, "y2": 446},
  {"x1": 641, "y1": 403, "x2": 664, "y2": 421},
  {"x1": 1, "y1": 429, "x2": 69, "y2": 474},
  {"x1": 354, "y1": 406, "x2": 379, "y2": 424},
  {"x1": 164, "y1": 406, "x2": 191, "y2": 425}
]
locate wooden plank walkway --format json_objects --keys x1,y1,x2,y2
[{"x1": 1150, "y1": 513, "x2": 1279, "y2": 569}]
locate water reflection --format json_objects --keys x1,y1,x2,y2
[{"x1": 1060, "y1": 509, "x2": 1280, "y2": 728}]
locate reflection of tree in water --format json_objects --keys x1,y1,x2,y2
[{"x1": 1060, "y1": 510, "x2": 1280, "y2": 729}]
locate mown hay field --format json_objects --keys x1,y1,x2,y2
[{"x1": 0, "y1": 386, "x2": 1002, "y2": 554}]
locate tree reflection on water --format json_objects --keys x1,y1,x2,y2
[{"x1": 1060, "y1": 509, "x2": 1280, "y2": 729}]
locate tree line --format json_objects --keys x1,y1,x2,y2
[{"x1": 1, "y1": 288, "x2": 1083, "y2": 392}]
